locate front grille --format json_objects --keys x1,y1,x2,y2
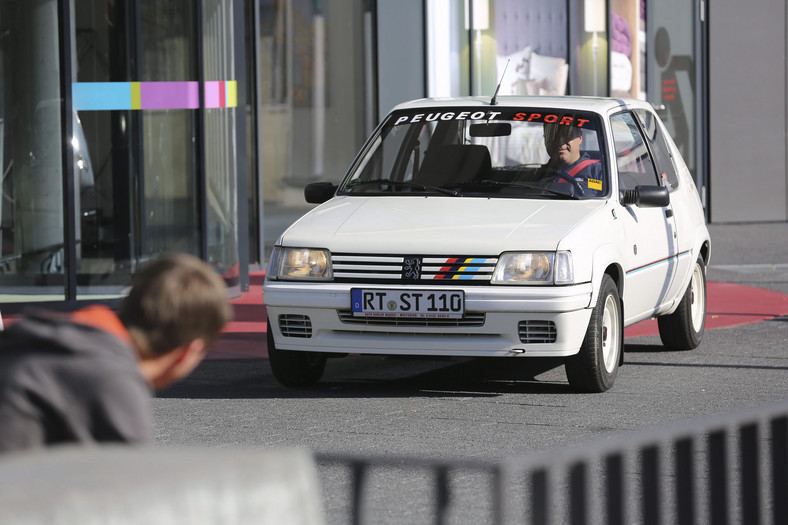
[
  {"x1": 338, "y1": 311, "x2": 485, "y2": 328},
  {"x1": 332, "y1": 253, "x2": 497, "y2": 285},
  {"x1": 279, "y1": 314, "x2": 312, "y2": 338},
  {"x1": 518, "y1": 320, "x2": 557, "y2": 343}
]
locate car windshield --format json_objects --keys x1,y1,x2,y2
[{"x1": 340, "y1": 107, "x2": 608, "y2": 200}]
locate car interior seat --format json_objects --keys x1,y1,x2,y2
[{"x1": 416, "y1": 144, "x2": 491, "y2": 187}]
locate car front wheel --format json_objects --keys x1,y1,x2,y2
[
  {"x1": 657, "y1": 257, "x2": 706, "y2": 350},
  {"x1": 565, "y1": 274, "x2": 623, "y2": 393},
  {"x1": 267, "y1": 318, "x2": 327, "y2": 387}
]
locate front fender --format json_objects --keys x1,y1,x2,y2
[{"x1": 589, "y1": 243, "x2": 625, "y2": 308}]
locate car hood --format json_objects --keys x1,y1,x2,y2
[{"x1": 280, "y1": 196, "x2": 606, "y2": 254}]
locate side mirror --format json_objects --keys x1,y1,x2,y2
[
  {"x1": 620, "y1": 185, "x2": 670, "y2": 207},
  {"x1": 304, "y1": 182, "x2": 337, "y2": 204}
]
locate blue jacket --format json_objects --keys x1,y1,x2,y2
[{"x1": 552, "y1": 153, "x2": 605, "y2": 197}]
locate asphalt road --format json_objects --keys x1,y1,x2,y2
[
  {"x1": 155, "y1": 318, "x2": 787, "y2": 458},
  {"x1": 153, "y1": 222, "x2": 788, "y2": 523}
]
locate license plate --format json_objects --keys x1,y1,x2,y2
[{"x1": 351, "y1": 289, "x2": 465, "y2": 318}]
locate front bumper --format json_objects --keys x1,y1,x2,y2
[{"x1": 263, "y1": 282, "x2": 594, "y2": 358}]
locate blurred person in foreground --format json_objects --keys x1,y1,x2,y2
[{"x1": 0, "y1": 253, "x2": 232, "y2": 453}]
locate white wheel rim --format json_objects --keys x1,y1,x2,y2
[
  {"x1": 602, "y1": 294, "x2": 620, "y2": 373},
  {"x1": 690, "y1": 263, "x2": 706, "y2": 332}
]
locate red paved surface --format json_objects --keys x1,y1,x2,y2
[
  {"x1": 210, "y1": 273, "x2": 269, "y2": 360},
  {"x1": 623, "y1": 281, "x2": 788, "y2": 338},
  {"x1": 209, "y1": 273, "x2": 788, "y2": 360}
]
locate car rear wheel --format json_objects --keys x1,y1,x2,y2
[
  {"x1": 267, "y1": 318, "x2": 326, "y2": 387},
  {"x1": 658, "y1": 257, "x2": 706, "y2": 350},
  {"x1": 565, "y1": 274, "x2": 622, "y2": 393}
]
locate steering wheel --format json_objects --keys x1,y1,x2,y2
[{"x1": 553, "y1": 173, "x2": 585, "y2": 196}]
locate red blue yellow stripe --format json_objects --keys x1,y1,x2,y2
[{"x1": 434, "y1": 258, "x2": 489, "y2": 280}]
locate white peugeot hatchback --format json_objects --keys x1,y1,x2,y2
[{"x1": 263, "y1": 96, "x2": 710, "y2": 392}]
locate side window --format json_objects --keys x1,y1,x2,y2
[
  {"x1": 610, "y1": 112, "x2": 660, "y2": 191},
  {"x1": 635, "y1": 109, "x2": 680, "y2": 191}
]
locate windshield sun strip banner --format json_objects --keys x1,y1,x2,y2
[{"x1": 390, "y1": 109, "x2": 595, "y2": 129}]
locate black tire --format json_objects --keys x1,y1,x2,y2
[
  {"x1": 565, "y1": 275, "x2": 623, "y2": 393},
  {"x1": 267, "y1": 318, "x2": 326, "y2": 387},
  {"x1": 658, "y1": 257, "x2": 706, "y2": 350}
]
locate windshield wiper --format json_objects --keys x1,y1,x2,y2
[
  {"x1": 345, "y1": 179, "x2": 460, "y2": 196},
  {"x1": 475, "y1": 179, "x2": 580, "y2": 200}
]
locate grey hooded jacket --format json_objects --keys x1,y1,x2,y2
[{"x1": 0, "y1": 311, "x2": 153, "y2": 453}]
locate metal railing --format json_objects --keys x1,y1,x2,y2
[{"x1": 316, "y1": 399, "x2": 788, "y2": 525}]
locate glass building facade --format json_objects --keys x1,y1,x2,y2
[
  {"x1": 1, "y1": 0, "x2": 246, "y2": 304},
  {"x1": 0, "y1": 0, "x2": 714, "y2": 307}
]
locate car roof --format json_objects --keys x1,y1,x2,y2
[{"x1": 391, "y1": 95, "x2": 652, "y2": 115}]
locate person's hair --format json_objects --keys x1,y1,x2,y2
[{"x1": 118, "y1": 253, "x2": 232, "y2": 357}]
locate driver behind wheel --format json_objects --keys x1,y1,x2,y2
[{"x1": 543, "y1": 123, "x2": 604, "y2": 197}]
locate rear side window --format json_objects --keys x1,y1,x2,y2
[
  {"x1": 610, "y1": 112, "x2": 660, "y2": 191},
  {"x1": 635, "y1": 109, "x2": 680, "y2": 191}
]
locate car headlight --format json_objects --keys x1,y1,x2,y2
[
  {"x1": 267, "y1": 247, "x2": 332, "y2": 281},
  {"x1": 491, "y1": 251, "x2": 574, "y2": 285}
]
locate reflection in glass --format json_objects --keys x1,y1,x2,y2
[
  {"x1": 0, "y1": 1, "x2": 66, "y2": 301},
  {"x1": 73, "y1": 0, "x2": 134, "y2": 296},
  {"x1": 489, "y1": 3, "x2": 569, "y2": 97},
  {"x1": 610, "y1": 0, "x2": 646, "y2": 100},
  {"x1": 139, "y1": 2, "x2": 200, "y2": 261},
  {"x1": 649, "y1": 0, "x2": 696, "y2": 183},
  {"x1": 257, "y1": 0, "x2": 370, "y2": 261},
  {"x1": 203, "y1": 0, "x2": 239, "y2": 285},
  {"x1": 73, "y1": 1, "x2": 204, "y2": 296},
  {"x1": 427, "y1": 1, "x2": 470, "y2": 97}
]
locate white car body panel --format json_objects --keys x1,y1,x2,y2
[
  {"x1": 281, "y1": 196, "x2": 605, "y2": 255},
  {"x1": 265, "y1": 282, "x2": 594, "y2": 357}
]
